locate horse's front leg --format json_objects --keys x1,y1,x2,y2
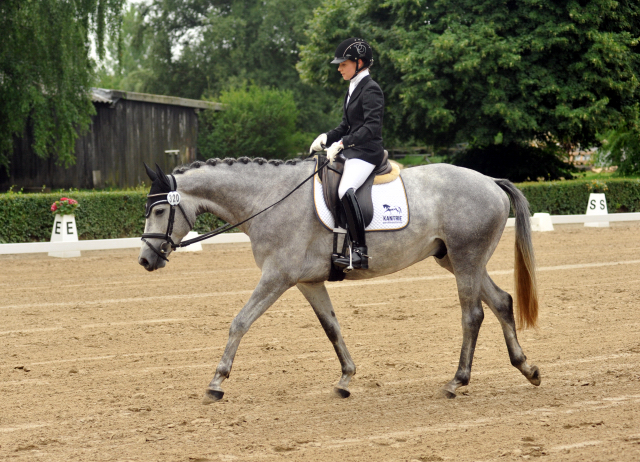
[
  {"x1": 203, "y1": 272, "x2": 293, "y2": 404},
  {"x1": 297, "y1": 282, "x2": 356, "y2": 397}
]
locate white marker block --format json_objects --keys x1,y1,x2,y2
[
  {"x1": 531, "y1": 213, "x2": 554, "y2": 232},
  {"x1": 585, "y1": 193, "x2": 609, "y2": 228},
  {"x1": 49, "y1": 214, "x2": 81, "y2": 258},
  {"x1": 175, "y1": 231, "x2": 203, "y2": 252}
]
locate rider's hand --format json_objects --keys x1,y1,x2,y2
[
  {"x1": 309, "y1": 133, "x2": 327, "y2": 154},
  {"x1": 326, "y1": 140, "x2": 343, "y2": 162}
]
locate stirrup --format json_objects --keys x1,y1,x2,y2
[{"x1": 332, "y1": 244, "x2": 369, "y2": 272}]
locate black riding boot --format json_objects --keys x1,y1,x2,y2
[{"x1": 332, "y1": 188, "x2": 368, "y2": 271}]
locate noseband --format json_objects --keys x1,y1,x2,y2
[{"x1": 141, "y1": 174, "x2": 193, "y2": 262}]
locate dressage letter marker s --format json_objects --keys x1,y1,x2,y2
[
  {"x1": 49, "y1": 214, "x2": 81, "y2": 258},
  {"x1": 585, "y1": 193, "x2": 609, "y2": 228}
]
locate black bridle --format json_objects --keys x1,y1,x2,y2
[
  {"x1": 141, "y1": 158, "x2": 330, "y2": 262},
  {"x1": 141, "y1": 174, "x2": 194, "y2": 262}
]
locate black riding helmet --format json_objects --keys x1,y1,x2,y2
[{"x1": 331, "y1": 38, "x2": 373, "y2": 79}]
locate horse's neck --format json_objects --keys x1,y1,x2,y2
[{"x1": 176, "y1": 162, "x2": 310, "y2": 232}]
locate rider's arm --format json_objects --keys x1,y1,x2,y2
[{"x1": 341, "y1": 83, "x2": 384, "y2": 149}]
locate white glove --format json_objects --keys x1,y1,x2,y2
[
  {"x1": 326, "y1": 140, "x2": 343, "y2": 162},
  {"x1": 309, "y1": 133, "x2": 327, "y2": 154}
]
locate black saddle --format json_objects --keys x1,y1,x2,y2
[{"x1": 318, "y1": 151, "x2": 392, "y2": 228}]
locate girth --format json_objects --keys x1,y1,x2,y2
[{"x1": 317, "y1": 151, "x2": 392, "y2": 228}]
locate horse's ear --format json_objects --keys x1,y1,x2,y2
[
  {"x1": 144, "y1": 162, "x2": 157, "y2": 182},
  {"x1": 155, "y1": 163, "x2": 171, "y2": 189}
]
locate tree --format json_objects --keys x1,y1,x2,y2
[
  {"x1": 98, "y1": 0, "x2": 340, "y2": 143},
  {"x1": 0, "y1": 0, "x2": 124, "y2": 170},
  {"x1": 198, "y1": 85, "x2": 302, "y2": 159},
  {"x1": 298, "y1": 0, "x2": 640, "y2": 150},
  {"x1": 597, "y1": 106, "x2": 640, "y2": 174}
]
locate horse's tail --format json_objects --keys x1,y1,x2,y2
[{"x1": 494, "y1": 179, "x2": 538, "y2": 329}]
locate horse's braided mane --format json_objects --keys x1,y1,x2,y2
[{"x1": 172, "y1": 156, "x2": 314, "y2": 175}]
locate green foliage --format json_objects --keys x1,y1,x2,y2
[
  {"x1": 451, "y1": 143, "x2": 576, "y2": 182},
  {"x1": 0, "y1": 191, "x2": 226, "y2": 244},
  {"x1": 198, "y1": 85, "x2": 303, "y2": 159},
  {"x1": 2, "y1": 179, "x2": 640, "y2": 243},
  {"x1": 299, "y1": 0, "x2": 640, "y2": 149},
  {"x1": 518, "y1": 179, "x2": 640, "y2": 215},
  {"x1": 0, "y1": 0, "x2": 125, "y2": 170},
  {"x1": 597, "y1": 108, "x2": 640, "y2": 174},
  {"x1": 98, "y1": 0, "x2": 340, "y2": 138}
]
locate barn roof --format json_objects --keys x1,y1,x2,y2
[{"x1": 91, "y1": 88, "x2": 222, "y2": 111}]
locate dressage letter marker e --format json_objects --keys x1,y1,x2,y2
[
  {"x1": 49, "y1": 214, "x2": 81, "y2": 258},
  {"x1": 585, "y1": 193, "x2": 609, "y2": 228}
]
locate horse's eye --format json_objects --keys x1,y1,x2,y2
[{"x1": 154, "y1": 209, "x2": 165, "y2": 216}]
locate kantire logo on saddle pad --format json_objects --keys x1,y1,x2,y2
[
  {"x1": 383, "y1": 204, "x2": 402, "y2": 222},
  {"x1": 314, "y1": 171, "x2": 410, "y2": 232}
]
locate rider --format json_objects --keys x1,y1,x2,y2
[{"x1": 309, "y1": 37, "x2": 385, "y2": 270}]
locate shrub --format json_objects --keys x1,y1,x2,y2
[
  {"x1": 451, "y1": 143, "x2": 576, "y2": 182},
  {"x1": 517, "y1": 179, "x2": 640, "y2": 215},
  {"x1": 2, "y1": 178, "x2": 640, "y2": 243},
  {"x1": 198, "y1": 85, "x2": 302, "y2": 160},
  {"x1": 0, "y1": 190, "x2": 227, "y2": 244}
]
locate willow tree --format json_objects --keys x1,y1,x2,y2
[
  {"x1": 0, "y1": 0, "x2": 124, "y2": 170},
  {"x1": 298, "y1": 0, "x2": 640, "y2": 151}
]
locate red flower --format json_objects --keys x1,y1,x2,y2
[
  {"x1": 51, "y1": 203, "x2": 57, "y2": 211},
  {"x1": 69, "y1": 199, "x2": 78, "y2": 205},
  {"x1": 60, "y1": 197, "x2": 69, "y2": 201}
]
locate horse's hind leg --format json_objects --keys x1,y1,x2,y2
[
  {"x1": 436, "y1": 255, "x2": 485, "y2": 398},
  {"x1": 481, "y1": 273, "x2": 541, "y2": 387},
  {"x1": 297, "y1": 282, "x2": 356, "y2": 398}
]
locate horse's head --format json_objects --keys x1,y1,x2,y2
[{"x1": 138, "y1": 163, "x2": 195, "y2": 271}]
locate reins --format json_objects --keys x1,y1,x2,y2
[{"x1": 142, "y1": 158, "x2": 330, "y2": 260}]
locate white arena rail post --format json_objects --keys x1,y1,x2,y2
[
  {"x1": 176, "y1": 231, "x2": 203, "y2": 252},
  {"x1": 49, "y1": 215, "x2": 81, "y2": 258},
  {"x1": 585, "y1": 193, "x2": 609, "y2": 228},
  {"x1": 530, "y1": 213, "x2": 554, "y2": 232}
]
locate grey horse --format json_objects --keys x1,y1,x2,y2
[{"x1": 138, "y1": 157, "x2": 540, "y2": 403}]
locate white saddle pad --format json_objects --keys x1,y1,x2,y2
[{"x1": 313, "y1": 174, "x2": 410, "y2": 232}]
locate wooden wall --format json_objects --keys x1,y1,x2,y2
[{"x1": 1, "y1": 99, "x2": 199, "y2": 191}]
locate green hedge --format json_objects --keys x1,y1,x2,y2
[
  {"x1": 2, "y1": 178, "x2": 640, "y2": 243},
  {"x1": 0, "y1": 191, "x2": 226, "y2": 244},
  {"x1": 517, "y1": 179, "x2": 640, "y2": 215}
]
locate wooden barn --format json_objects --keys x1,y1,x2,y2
[{"x1": 1, "y1": 88, "x2": 222, "y2": 191}]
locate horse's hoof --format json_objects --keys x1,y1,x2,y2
[
  {"x1": 437, "y1": 388, "x2": 456, "y2": 399},
  {"x1": 333, "y1": 386, "x2": 351, "y2": 398},
  {"x1": 528, "y1": 366, "x2": 541, "y2": 387},
  {"x1": 202, "y1": 388, "x2": 224, "y2": 404}
]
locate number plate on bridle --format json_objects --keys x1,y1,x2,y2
[{"x1": 167, "y1": 191, "x2": 181, "y2": 206}]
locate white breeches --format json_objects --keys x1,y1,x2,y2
[{"x1": 338, "y1": 158, "x2": 376, "y2": 199}]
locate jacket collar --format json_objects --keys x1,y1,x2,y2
[{"x1": 345, "y1": 75, "x2": 371, "y2": 108}]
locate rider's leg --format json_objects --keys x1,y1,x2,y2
[
  {"x1": 338, "y1": 158, "x2": 376, "y2": 199},
  {"x1": 334, "y1": 158, "x2": 375, "y2": 271}
]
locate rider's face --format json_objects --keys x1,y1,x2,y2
[{"x1": 338, "y1": 60, "x2": 362, "y2": 80}]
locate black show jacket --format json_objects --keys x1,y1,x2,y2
[{"x1": 325, "y1": 75, "x2": 385, "y2": 168}]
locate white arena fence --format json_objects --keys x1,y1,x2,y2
[
  {"x1": 0, "y1": 233, "x2": 250, "y2": 255},
  {"x1": 505, "y1": 212, "x2": 640, "y2": 227},
  {"x1": 1, "y1": 212, "x2": 639, "y2": 256}
]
